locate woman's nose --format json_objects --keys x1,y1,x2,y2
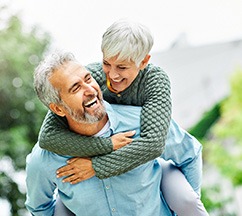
[{"x1": 109, "y1": 68, "x2": 119, "y2": 80}]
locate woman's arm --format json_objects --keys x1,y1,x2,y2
[
  {"x1": 91, "y1": 66, "x2": 172, "y2": 179},
  {"x1": 39, "y1": 110, "x2": 113, "y2": 156}
]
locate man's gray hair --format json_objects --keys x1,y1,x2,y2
[
  {"x1": 101, "y1": 19, "x2": 154, "y2": 66},
  {"x1": 34, "y1": 51, "x2": 76, "y2": 107}
]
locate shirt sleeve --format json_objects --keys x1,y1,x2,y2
[
  {"x1": 161, "y1": 119, "x2": 203, "y2": 195},
  {"x1": 92, "y1": 67, "x2": 172, "y2": 179},
  {"x1": 25, "y1": 148, "x2": 56, "y2": 215}
]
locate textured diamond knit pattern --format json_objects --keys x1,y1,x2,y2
[
  {"x1": 39, "y1": 111, "x2": 113, "y2": 156},
  {"x1": 39, "y1": 62, "x2": 172, "y2": 179}
]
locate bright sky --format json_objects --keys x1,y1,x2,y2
[{"x1": 5, "y1": 0, "x2": 242, "y2": 65}]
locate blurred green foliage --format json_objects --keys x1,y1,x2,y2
[
  {"x1": 189, "y1": 101, "x2": 222, "y2": 139},
  {"x1": 190, "y1": 69, "x2": 242, "y2": 215},
  {"x1": 0, "y1": 4, "x2": 50, "y2": 215},
  {"x1": 201, "y1": 186, "x2": 233, "y2": 214},
  {"x1": 206, "y1": 69, "x2": 242, "y2": 186}
]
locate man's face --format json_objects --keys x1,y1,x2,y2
[{"x1": 49, "y1": 61, "x2": 106, "y2": 124}]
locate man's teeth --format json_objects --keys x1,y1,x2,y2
[{"x1": 85, "y1": 98, "x2": 97, "y2": 108}]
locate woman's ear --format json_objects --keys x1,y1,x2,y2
[
  {"x1": 49, "y1": 103, "x2": 66, "y2": 117},
  {"x1": 140, "y1": 54, "x2": 151, "y2": 70}
]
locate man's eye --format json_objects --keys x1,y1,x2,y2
[
  {"x1": 86, "y1": 77, "x2": 92, "y2": 83},
  {"x1": 85, "y1": 74, "x2": 93, "y2": 82},
  {"x1": 72, "y1": 85, "x2": 80, "y2": 92}
]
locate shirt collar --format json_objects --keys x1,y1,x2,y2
[{"x1": 103, "y1": 100, "x2": 118, "y2": 136}]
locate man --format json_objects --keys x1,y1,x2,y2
[{"x1": 25, "y1": 51, "x2": 207, "y2": 215}]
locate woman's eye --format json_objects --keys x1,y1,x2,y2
[
  {"x1": 118, "y1": 66, "x2": 126, "y2": 70},
  {"x1": 103, "y1": 61, "x2": 109, "y2": 66}
]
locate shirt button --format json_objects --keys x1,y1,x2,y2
[
  {"x1": 105, "y1": 185, "x2": 110, "y2": 189},
  {"x1": 111, "y1": 208, "x2": 116, "y2": 212},
  {"x1": 117, "y1": 94, "x2": 121, "y2": 97}
]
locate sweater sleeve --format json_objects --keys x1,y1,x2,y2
[
  {"x1": 38, "y1": 110, "x2": 113, "y2": 157},
  {"x1": 92, "y1": 67, "x2": 172, "y2": 179}
]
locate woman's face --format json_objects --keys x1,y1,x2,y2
[{"x1": 102, "y1": 55, "x2": 149, "y2": 93}]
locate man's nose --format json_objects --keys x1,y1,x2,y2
[{"x1": 83, "y1": 84, "x2": 96, "y2": 95}]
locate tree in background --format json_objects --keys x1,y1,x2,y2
[
  {"x1": 0, "y1": 4, "x2": 50, "y2": 215},
  {"x1": 208, "y1": 69, "x2": 242, "y2": 186},
  {"x1": 204, "y1": 69, "x2": 242, "y2": 215},
  {"x1": 190, "y1": 68, "x2": 242, "y2": 215}
]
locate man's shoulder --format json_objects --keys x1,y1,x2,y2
[
  {"x1": 26, "y1": 143, "x2": 46, "y2": 169},
  {"x1": 104, "y1": 101, "x2": 141, "y2": 136},
  {"x1": 110, "y1": 103, "x2": 142, "y2": 114},
  {"x1": 105, "y1": 101, "x2": 141, "y2": 117},
  {"x1": 26, "y1": 143, "x2": 66, "y2": 166}
]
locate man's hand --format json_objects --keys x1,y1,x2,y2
[
  {"x1": 111, "y1": 130, "x2": 136, "y2": 150},
  {"x1": 56, "y1": 157, "x2": 95, "y2": 184}
]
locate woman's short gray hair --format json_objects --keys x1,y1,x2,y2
[
  {"x1": 34, "y1": 51, "x2": 76, "y2": 107},
  {"x1": 101, "y1": 19, "x2": 154, "y2": 66}
]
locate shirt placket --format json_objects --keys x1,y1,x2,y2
[{"x1": 102, "y1": 178, "x2": 119, "y2": 216}]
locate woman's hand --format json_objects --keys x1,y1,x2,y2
[
  {"x1": 56, "y1": 157, "x2": 95, "y2": 184},
  {"x1": 111, "y1": 130, "x2": 136, "y2": 150}
]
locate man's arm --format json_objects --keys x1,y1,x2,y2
[
  {"x1": 160, "y1": 119, "x2": 203, "y2": 194},
  {"x1": 25, "y1": 146, "x2": 56, "y2": 215}
]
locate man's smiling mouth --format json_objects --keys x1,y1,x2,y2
[{"x1": 84, "y1": 98, "x2": 98, "y2": 108}]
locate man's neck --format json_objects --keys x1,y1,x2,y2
[{"x1": 67, "y1": 115, "x2": 109, "y2": 136}]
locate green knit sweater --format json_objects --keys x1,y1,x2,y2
[{"x1": 39, "y1": 62, "x2": 172, "y2": 179}]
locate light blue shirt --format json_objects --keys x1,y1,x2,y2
[{"x1": 25, "y1": 102, "x2": 202, "y2": 216}]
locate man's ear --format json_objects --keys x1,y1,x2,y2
[
  {"x1": 140, "y1": 54, "x2": 151, "y2": 70},
  {"x1": 49, "y1": 103, "x2": 66, "y2": 117}
]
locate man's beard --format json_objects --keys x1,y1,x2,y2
[{"x1": 61, "y1": 98, "x2": 106, "y2": 124}]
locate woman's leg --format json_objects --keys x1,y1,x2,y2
[
  {"x1": 54, "y1": 195, "x2": 75, "y2": 216},
  {"x1": 161, "y1": 159, "x2": 209, "y2": 216}
]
